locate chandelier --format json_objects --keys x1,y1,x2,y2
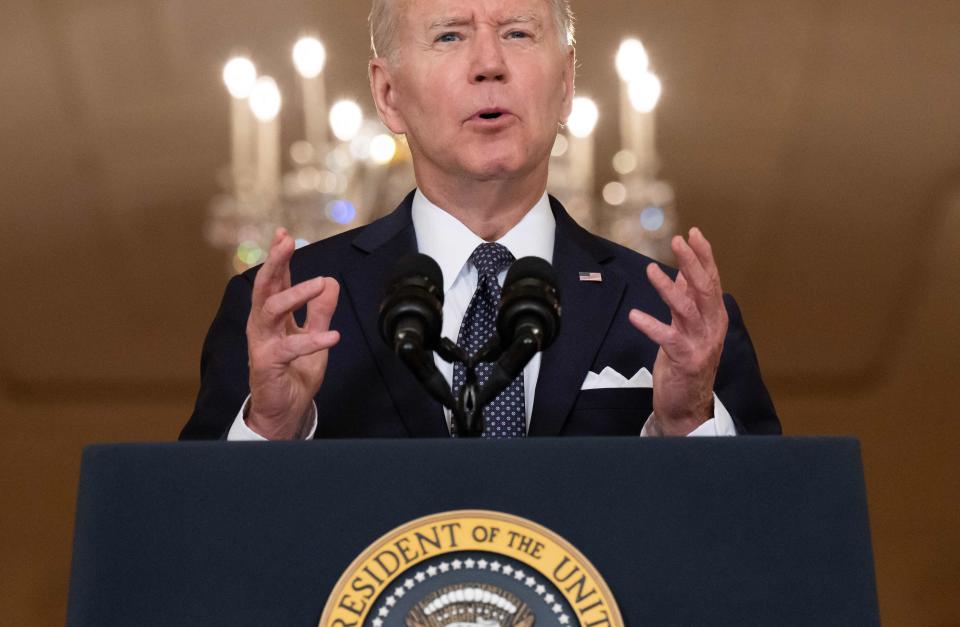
[{"x1": 206, "y1": 37, "x2": 676, "y2": 273}]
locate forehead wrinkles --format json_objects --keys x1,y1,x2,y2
[
  {"x1": 427, "y1": 12, "x2": 541, "y2": 29},
  {"x1": 413, "y1": 0, "x2": 548, "y2": 27}
]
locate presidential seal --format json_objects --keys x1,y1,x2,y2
[{"x1": 319, "y1": 510, "x2": 622, "y2": 627}]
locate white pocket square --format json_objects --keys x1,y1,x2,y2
[{"x1": 580, "y1": 366, "x2": 653, "y2": 390}]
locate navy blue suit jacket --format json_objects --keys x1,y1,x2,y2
[{"x1": 180, "y1": 192, "x2": 779, "y2": 439}]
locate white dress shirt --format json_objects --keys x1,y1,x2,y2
[{"x1": 228, "y1": 189, "x2": 736, "y2": 440}]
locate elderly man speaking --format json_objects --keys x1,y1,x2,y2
[{"x1": 180, "y1": 0, "x2": 779, "y2": 441}]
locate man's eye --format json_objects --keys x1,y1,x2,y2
[
  {"x1": 506, "y1": 30, "x2": 530, "y2": 39},
  {"x1": 436, "y1": 32, "x2": 461, "y2": 43}
]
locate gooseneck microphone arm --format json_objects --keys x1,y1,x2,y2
[
  {"x1": 433, "y1": 338, "x2": 483, "y2": 437},
  {"x1": 474, "y1": 327, "x2": 544, "y2": 410},
  {"x1": 393, "y1": 326, "x2": 456, "y2": 410}
]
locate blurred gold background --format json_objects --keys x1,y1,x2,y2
[{"x1": 1, "y1": 0, "x2": 958, "y2": 624}]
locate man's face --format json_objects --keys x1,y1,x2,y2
[{"x1": 371, "y1": 0, "x2": 574, "y2": 183}]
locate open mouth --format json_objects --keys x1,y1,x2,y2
[
  {"x1": 466, "y1": 108, "x2": 514, "y2": 130},
  {"x1": 471, "y1": 108, "x2": 511, "y2": 122}
]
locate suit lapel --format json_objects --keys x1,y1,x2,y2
[
  {"x1": 528, "y1": 199, "x2": 626, "y2": 436},
  {"x1": 341, "y1": 193, "x2": 450, "y2": 438}
]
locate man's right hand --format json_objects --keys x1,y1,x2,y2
[{"x1": 245, "y1": 228, "x2": 341, "y2": 439}]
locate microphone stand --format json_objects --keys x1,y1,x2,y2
[
  {"x1": 435, "y1": 339, "x2": 484, "y2": 437},
  {"x1": 394, "y1": 332, "x2": 457, "y2": 411},
  {"x1": 435, "y1": 332, "x2": 542, "y2": 438},
  {"x1": 473, "y1": 331, "x2": 542, "y2": 411},
  {"x1": 393, "y1": 333, "x2": 497, "y2": 438}
]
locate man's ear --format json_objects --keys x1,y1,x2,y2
[
  {"x1": 560, "y1": 45, "x2": 576, "y2": 122},
  {"x1": 369, "y1": 58, "x2": 406, "y2": 134}
]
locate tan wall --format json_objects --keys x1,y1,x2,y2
[{"x1": 1, "y1": 0, "x2": 958, "y2": 624}]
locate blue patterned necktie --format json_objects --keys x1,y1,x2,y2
[{"x1": 452, "y1": 243, "x2": 526, "y2": 438}]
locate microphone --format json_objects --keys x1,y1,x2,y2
[
  {"x1": 476, "y1": 256, "x2": 561, "y2": 408},
  {"x1": 497, "y1": 256, "x2": 561, "y2": 349},
  {"x1": 378, "y1": 254, "x2": 455, "y2": 409}
]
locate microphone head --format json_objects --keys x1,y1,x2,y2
[
  {"x1": 387, "y1": 253, "x2": 444, "y2": 299},
  {"x1": 503, "y1": 256, "x2": 556, "y2": 290},
  {"x1": 378, "y1": 253, "x2": 445, "y2": 350},
  {"x1": 498, "y1": 256, "x2": 561, "y2": 348}
]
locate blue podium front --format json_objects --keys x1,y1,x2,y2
[{"x1": 67, "y1": 437, "x2": 879, "y2": 626}]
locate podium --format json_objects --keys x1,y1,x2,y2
[{"x1": 67, "y1": 438, "x2": 879, "y2": 626}]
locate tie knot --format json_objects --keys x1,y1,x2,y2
[{"x1": 470, "y1": 242, "x2": 515, "y2": 279}]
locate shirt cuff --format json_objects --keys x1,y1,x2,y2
[
  {"x1": 639, "y1": 393, "x2": 738, "y2": 437},
  {"x1": 226, "y1": 395, "x2": 318, "y2": 441}
]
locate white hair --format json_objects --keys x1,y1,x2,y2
[{"x1": 369, "y1": 0, "x2": 575, "y2": 61}]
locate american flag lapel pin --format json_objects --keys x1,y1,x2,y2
[{"x1": 579, "y1": 271, "x2": 602, "y2": 282}]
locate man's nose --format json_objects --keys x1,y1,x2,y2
[{"x1": 469, "y1": 30, "x2": 508, "y2": 83}]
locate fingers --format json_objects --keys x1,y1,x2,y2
[
  {"x1": 249, "y1": 230, "x2": 337, "y2": 339},
  {"x1": 306, "y1": 277, "x2": 340, "y2": 333},
  {"x1": 684, "y1": 228, "x2": 727, "y2": 330},
  {"x1": 687, "y1": 227, "x2": 720, "y2": 284},
  {"x1": 274, "y1": 330, "x2": 341, "y2": 365},
  {"x1": 637, "y1": 228, "x2": 729, "y2": 358},
  {"x1": 252, "y1": 228, "x2": 295, "y2": 309},
  {"x1": 673, "y1": 229, "x2": 722, "y2": 301},
  {"x1": 646, "y1": 263, "x2": 701, "y2": 328},
  {"x1": 628, "y1": 308, "x2": 687, "y2": 359},
  {"x1": 671, "y1": 234, "x2": 710, "y2": 295},
  {"x1": 647, "y1": 228, "x2": 726, "y2": 330},
  {"x1": 259, "y1": 276, "x2": 331, "y2": 331}
]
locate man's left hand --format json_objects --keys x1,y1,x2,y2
[{"x1": 628, "y1": 228, "x2": 729, "y2": 436}]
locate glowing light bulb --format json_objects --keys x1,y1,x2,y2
[
  {"x1": 223, "y1": 57, "x2": 257, "y2": 99},
  {"x1": 612, "y1": 150, "x2": 637, "y2": 174},
  {"x1": 329, "y1": 99, "x2": 363, "y2": 141},
  {"x1": 567, "y1": 97, "x2": 599, "y2": 138},
  {"x1": 236, "y1": 241, "x2": 266, "y2": 265},
  {"x1": 327, "y1": 199, "x2": 356, "y2": 224},
  {"x1": 249, "y1": 76, "x2": 282, "y2": 121},
  {"x1": 616, "y1": 38, "x2": 649, "y2": 83},
  {"x1": 369, "y1": 134, "x2": 397, "y2": 164},
  {"x1": 289, "y1": 140, "x2": 314, "y2": 165},
  {"x1": 640, "y1": 206, "x2": 665, "y2": 231},
  {"x1": 602, "y1": 181, "x2": 627, "y2": 206},
  {"x1": 628, "y1": 72, "x2": 662, "y2": 113},
  {"x1": 292, "y1": 37, "x2": 326, "y2": 78}
]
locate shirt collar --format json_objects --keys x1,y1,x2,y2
[{"x1": 411, "y1": 188, "x2": 556, "y2": 292}]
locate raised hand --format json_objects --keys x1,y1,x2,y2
[
  {"x1": 245, "y1": 228, "x2": 341, "y2": 439},
  {"x1": 628, "y1": 228, "x2": 729, "y2": 436}
]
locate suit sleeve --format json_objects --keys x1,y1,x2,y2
[
  {"x1": 180, "y1": 274, "x2": 255, "y2": 440},
  {"x1": 713, "y1": 293, "x2": 781, "y2": 435}
]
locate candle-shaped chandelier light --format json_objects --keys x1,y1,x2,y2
[
  {"x1": 222, "y1": 56, "x2": 257, "y2": 199},
  {"x1": 567, "y1": 96, "x2": 600, "y2": 194},
  {"x1": 615, "y1": 38, "x2": 662, "y2": 180},
  {"x1": 292, "y1": 37, "x2": 327, "y2": 161},
  {"x1": 249, "y1": 76, "x2": 282, "y2": 207},
  {"x1": 608, "y1": 37, "x2": 675, "y2": 259},
  {"x1": 206, "y1": 37, "x2": 415, "y2": 273},
  {"x1": 208, "y1": 35, "x2": 677, "y2": 272},
  {"x1": 544, "y1": 36, "x2": 674, "y2": 258}
]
